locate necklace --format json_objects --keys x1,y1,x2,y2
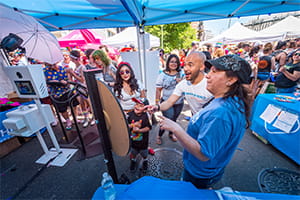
[{"x1": 123, "y1": 82, "x2": 134, "y2": 95}]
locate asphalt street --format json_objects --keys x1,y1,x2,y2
[{"x1": 1, "y1": 103, "x2": 299, "y2": 199}]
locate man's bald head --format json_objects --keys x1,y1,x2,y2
[
  {"x1": 184, "y1": 51, "x2": 206, "y2": 83},
  {"x1": 188, "y1": 51, "x2": 206, "y2": 63}
]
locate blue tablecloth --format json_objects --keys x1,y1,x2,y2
[
  {"x1": 0, "y1": 109, "x2": 15, "y2": 143},
  {"x1": 250, "y1": 94, "x2": 300, "y2": 164},
  {"x1": 92, "y1": 176, "x2": 300, "y2": 200}
]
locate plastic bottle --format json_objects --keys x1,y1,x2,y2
[{"x1": 101, "y1": 172, "x2": 116, "y2": 200}]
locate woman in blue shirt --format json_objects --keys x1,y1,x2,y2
[{"x1": 158, "y1": 55, "x2": 252, "y2": 189}]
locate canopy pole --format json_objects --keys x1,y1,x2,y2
[
  {"x1": 136, "y1": 26, "x2": 146, "y2": 88},
  {"x1": 141, "y1": 25, "x2": 147, "y2": 89},
  {"x1": 161, "y1": 25, "x2": 164, "y2": 49}
]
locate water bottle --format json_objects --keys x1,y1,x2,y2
[{"x1": 101, "y1": 172, "x2": 116, "y2": 200}]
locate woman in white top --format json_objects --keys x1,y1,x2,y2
[
  {"x1": 113, "y1": 62, "x2": 146, "y2": 112},
  {"x1": 155, "y1": 54, "x2": 184, "y2": 144}
]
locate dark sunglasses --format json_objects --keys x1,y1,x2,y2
[
  {"x1": 120, "y1": 70, "x2": 130, "y2": 75},
  {"x1": 293, "y1": 53, "x2": 300, "y2": 56}
]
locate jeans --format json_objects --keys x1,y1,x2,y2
[
  {"x1": 276, "y1": 86, "x2": 296, "y2": 93},
  {"x1": 182, "y1": 169, "x2": 224, "y2": 189},
  {"x1": 159, "y1": 102, "x2": 184, "y2": 137}
]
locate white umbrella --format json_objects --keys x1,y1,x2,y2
[{"x1": 0, "y1": 4, "x2": 63, "y2": 64}]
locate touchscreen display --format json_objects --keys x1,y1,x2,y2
[{"x1": 14, "y1": 80, "x2": 36, "y2": 95}]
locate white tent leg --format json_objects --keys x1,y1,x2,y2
[
  {"x1": 136, "y1": 26, "x2": 146, "y2": 88},
  {"x1": 142, "y1": 26, "x2": 147, "y2": 89}
]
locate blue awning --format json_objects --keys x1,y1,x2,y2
[{"x1": 0, "y1": 0, "x2": 299, "y2": 31}]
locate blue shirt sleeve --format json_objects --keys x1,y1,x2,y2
[{"x1": 197, "y1": 116, "x2": 232, "y2": 159}]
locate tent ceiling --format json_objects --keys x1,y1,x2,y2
[
  {"x1": 205, "y1": 22, "x2": 261, "y2": 43},
  {"x1": 0, "y1": 0, "x2": 299, "y2": 31}
]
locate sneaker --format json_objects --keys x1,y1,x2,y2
[
  {"x1": 66, "y1": 119, "x2": 72, "y2": 130},
  {"x1": 130, "y1": 160, "x2": 136, "y2": 171},
  {"x1": 142, "y1": 160, "x2": 148, "y2": 172},
  {"x1": 83, "y1": 118, "x2": 89, "y2": 128},
  {"x1": 90, "y1": 119, "x2": 96, "y2": 126},
  {"x1": 148, "y1": 147, "x2": 155, "y2": 155},
  {"x1": 75, "y1": 119, "x2": 83, "y2": 124},
  {"x1": 51, "y1": 119, "x2": 58, "y2": 127}
]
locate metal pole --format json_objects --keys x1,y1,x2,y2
[
  {"x1": 161, "y1": 25, "x2": 164, "y2": 49},
  {"x1": 36, "y1": 131, "x2": 49, "y2": 154},
  {"x1": 69, "y1": 96, "x2": 86, "y2": 155},
  {"x1": 52, "y1": 100, "x2": 69, "y2": 143},
  {"x1": 34, "y1": 98, "x2": 61, "y2": 153},
  {"x1": 136, "y1": 26, "x2": 145, "y2": 85},
  {"x1": 228, "y1": 18, "x2": 232, "y2": 29},
  {"x1": 84, "y1": 70, "x2": 118, "y2": 183},
  {"x1": 0, "y1": 49, "x2": 10, "y2": 66},
  {"x1": 141, "y1": 25, "x2": 147, "y2": 89}
]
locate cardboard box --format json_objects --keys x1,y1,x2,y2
[{"x1": 7, "y1": 91, "x2": 32, "y2": 103}]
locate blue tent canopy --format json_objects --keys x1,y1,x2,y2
[
  {"x1": 0, "y1": 0, "x2": 299, "y2": 31},
  {"x1": 1, "y1": 0, "x2": 299, "y2": 90}
]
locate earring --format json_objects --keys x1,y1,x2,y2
[{"x1": 226, "y1": 82, "x2": 231, "y2": 86}]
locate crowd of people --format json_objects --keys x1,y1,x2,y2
[{"x1": 7, "y1": 37, "x2": 300, "y2": 189}]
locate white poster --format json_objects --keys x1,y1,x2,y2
[
  {"x1": 260, "y1": 104, "x2": 282, "y2": 124},
  {"x1": 273, "y1": 111, "x2": 298, "y2": 133}
]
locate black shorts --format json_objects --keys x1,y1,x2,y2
[
  {"x1": 52, "y1": 92, "x2": 79, "y2": 113},
  {"x1": 40, "y1": 96, "x2": 52, "y2": 105}
]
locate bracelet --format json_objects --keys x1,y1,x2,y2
[
  {"x1": 156, "y1": 104, "x2": 160, "y2": 111},
  {"x1": 155, "y1": 99, "x2": 160, "y2": 102}
]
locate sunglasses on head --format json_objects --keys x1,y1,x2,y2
[
  {"x1": 120, "y1": 70, "x2": 130, "y2": 75},
  {"x1": 294, "y1": 53, "x2": 300, "y2": 56}
]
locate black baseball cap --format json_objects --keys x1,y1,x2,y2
[{"x1": 205, "y1": 54, "x2": 252, "y2": 84}]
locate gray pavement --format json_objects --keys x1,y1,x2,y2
[{"x1": 1, "y1": 103, "x2": 299, "y2": 199}]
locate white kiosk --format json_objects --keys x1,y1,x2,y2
[{"x1": 3, "y1": 65, "x2": 77, "y2": 167}]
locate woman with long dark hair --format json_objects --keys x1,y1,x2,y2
[{"x1": 113, "y1": 62, "x2": 146, "y2": 112}]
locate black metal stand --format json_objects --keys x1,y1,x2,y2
[
  {"x1": 48, "y1": 82, "x2": 103, "y2": 159},
  {"x1": 67, "y1": 83, "x2": 103, "y2": 159},
  {"x1": 84, "y1": 69, "x2": 119, "y2": 183},
  {"x1": 50, "y1": 99, "x2": 70, "y2": 143},
  {"x1": 68, "y1": 93, "x2": 87, "y2": 156}
]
